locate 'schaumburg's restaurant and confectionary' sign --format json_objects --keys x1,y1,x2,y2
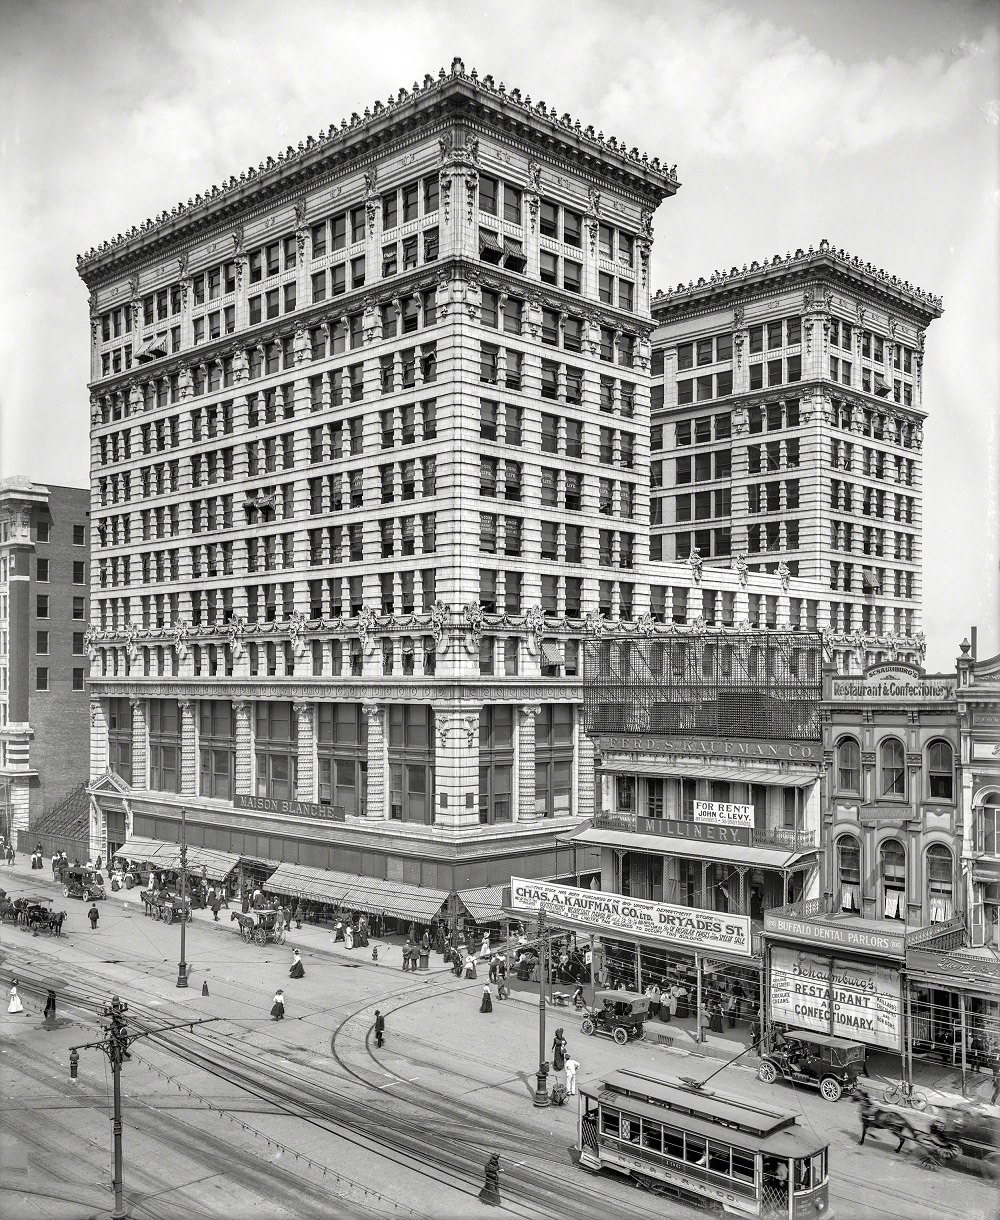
[
  {"x1": 235, "y1": 794, "x2": 345, "y2": 822},
  {"x1": 830, "y1": 664, "x2": 955, "y2": 702},
  {"x1": 769, "y1": 947, "x2": 901, "y2": 1050},
  {"x1": 594, "y1": 735, "x2": 822, "y2": 762},
  {"x1": 509, "y1": 877, "x2": 751, "y2": 956}
]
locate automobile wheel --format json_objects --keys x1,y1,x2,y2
[
  {"x1": 581, "y1": 1017, "x2": 596, "y2": 1036},
  {"x1": 757, "y1": 1060, "x2": 778, "y2": 1084},
  {"x1": 613, "y1": 1026, "x2": 629, "y2": 1045},
  {"x1": 62, "y1": 886, "x2": 69, "y2": 898},
  {"x1": 820, "y1": 1076, "x2": 843, "y2": 1102}
]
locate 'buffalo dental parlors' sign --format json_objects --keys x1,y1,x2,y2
[
  {"x1": 769, "y1": 946, "x2": 901, "y2": 1050},
  {"x1": 509, "y1": 878, "x2": 751, "y2": 957}
]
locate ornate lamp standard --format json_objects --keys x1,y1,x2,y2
[
  {"x1": 532, "y1": 905, "x2": 550, "y2": 1106},
  {"x1": 176, "y1": 805, "x2": 188, "y2": 988}
]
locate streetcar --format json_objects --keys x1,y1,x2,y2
[{"x1": 577, "y1": 1069, "x2": 832, "y2": 1218}]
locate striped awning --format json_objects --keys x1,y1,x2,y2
[
  {"x1": 503, "y1": 238, "x2": 526, "y2": 264},
  {"x1": 479, "y1": 229, "x2": 503, "y2": 254},
  {"x1": 541, "y1": 640, "x2": 563, "y2": 665},
  {"x1": 135, "y1": 333, "x2": 168, "y2": 362},
  {"x1": 457, "y1": 885, "x2": 508, "y2": 924},
  {"x1": 264, "y1": 862, "x2": 448, "y2": 921},
  {"x1": 113, "y1": 836, "x2": 240, "y2": 881}
]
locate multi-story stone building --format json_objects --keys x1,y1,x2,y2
[
  {"x1": 0, "y1": 477, "x2": 91, "y2": 842},
  {"x1": 649, "y1": 243, "x2": 942, "y2": 674},
  {"x1": 76, "y1": 61, "x2": 842, "y2": 920}
]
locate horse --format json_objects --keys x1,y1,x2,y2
[{"x1": 850, "y1": 1087, "x2": 919, "y2": 1152}]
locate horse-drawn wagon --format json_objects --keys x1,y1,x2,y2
[
  {"x1": 140, "y1": 889, "x2": 191, "y2": 924},
  {"x1": 231, "y1": 908, "x2": 286, "y2": 946}
]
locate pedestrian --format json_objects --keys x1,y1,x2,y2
[
  {"x1": 725, "y1": 990, "x2": 739, "y2": 1029},
  {"x1": 291, "y1": 901, "x2": 302, "y2": 929},
  {"x1": 488, "y1": 954, "x2": 499, "y2": 984},
  {"x1": 990, "y1": 1057, "x2": 1000, "y2": 1106},
  {"x1": 8, "y1": 981, "x2": 24, "y2": 1014},
  {"x1": 645, "y1": 980, "x2": 661, "y2": 1021},
  {"x1": 4, "y1": 845, "x2": 13, "y2": 867},
  {"x1": 565, "y1": 1056, "x2": 580, "y2": 1096},
  {"x1": 552, "y1": 1027, "x2": 568, "y2": 1088},
  {"x1": 289, "y1": 949, "x2": 305, "y2": 979},
  {"x1": 709, "y1": 998, "x2": 725, "y2": 1035},
  {"x1": 402, "y1": 939, "x2": 413, "y2": 971},
  {"x1": 210, "y1": 890, "x2": 221, "y2": 922},
  {"x1": 44, "y1": 990, "x2": 56, "y2": 1028},
  {"x1": 478, "y1": 1153, "x2": 501, "y2": 1207},
  {"x1": 270, "y1": 989, "x2": 285, "y2": 1021},
  {"x1": 374, "y1": 1009, "x2": 385, "y2": 1048},
  {"x1": 479, "y1": 931, "x2": 491, "y2": 960},
  {"x1": 480, "y1": 982, "x2": 493, "y2": 1014},
  {"x1": 88, "y1": 904, "x2": 100, "y2": 930},
  {"x1": 464, "y1": 954, "x2": 477, "y2": 980},
  {"x1": 497, "y1": 968, "x2": 510, "y2": 1002},
  {"x1": 749, "y1": 1017, "x2": 761, "y2": 1049},
  {"x1": 344, "y1": 922, "x2": 355, "y2": 950}
]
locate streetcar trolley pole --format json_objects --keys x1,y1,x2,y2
[{"x1": 69, "y1": 997, "x2": 217, "y2": 1220}]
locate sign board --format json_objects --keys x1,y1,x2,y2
[
  {"x1": 831, "y1": 666, "x2": 955, "y2": 702},
  {"x1": 769, "y1": 946, "x2": 901, "y2": 1050},
  {"x1": 971, "y1": 740, "x2": 1000, "y2": 762},
  {"x1": 694, "y1": 800, "x2": 755, "y2": 827},
  {"x1": 509, "y1": 877, "x2": 751, "y2": 957},
  {"x1": 637, "y1": 818, "x2": 752, "y2": 847},
  {"x1": 763, "y1": 912, "x2": 906, "y2": 956},
  {"x1": 906, "y1": 948, "x2": 1000, "y2": 988},
  {"x1": 234, "y1": 794, "x2": 346, "y2": 822},
  {"x1": 594, "y1": 735, "x2": 822, "y2": 763}
]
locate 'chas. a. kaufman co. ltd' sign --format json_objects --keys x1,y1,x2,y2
[{"x1": 509, "y1": 877, "x2": 751, "y2": 956}]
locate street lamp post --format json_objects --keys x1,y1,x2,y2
[
  {"x1": 176, "y1": 805, "x2": 188, "y2": 988},
  {"x1": 533, "y1": 905, "x2": 550, "y2": 1107}
]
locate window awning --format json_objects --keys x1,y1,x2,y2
[
  {"x1": 873, "y1": 373, "x2": 892, "y2": 397},
  {"x1": 264, "y1": 862, "x2": 449, "y2": 922},
  {"x1": 135, "y1": 333, "x2": 168, "y2": 362},
  {"x1": 541, "y1": 640, "x2": 563, "y2": 665},
  {"x1": 503, "y1": 238, "x2": 526, "y2": 265},
  {"x1": 596, "y1": 757, "x2": 819, "y2": 786},
  {"x1": 569, "y1": 826, "x2": 812, "y2": 869},
  {"x1": 479, "y1": 229, "x2": 503, "y2": 254},
  {"x1": 863, "y1": 569, "x2": 881, "y2": 591},
  {"x1": 113, "y1": 835, "x2": 240, "y2": 881},
  {"x1": 457, "y1": 885, "x2": 508, "y2": 924}
]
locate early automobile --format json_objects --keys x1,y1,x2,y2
[
  {"x1": 757, "y1": 1029, "x2": 865, "y2": 1101},
  {"x1": 63, "y1": 866, "x2": 106, "y2": 902},
  {"x1": 580, "y1": 989, "x2": 649, "y2": 1045}
]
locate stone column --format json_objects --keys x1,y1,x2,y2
[
  {"x1": 517, "y1": 705, "x2": 540, "y2": 822},
  {"x1": 576, "y1": 721, "x2": 596, "y2": 818},
  {"x1": 130, "y1": 698, "x2": 148, "y2": 791},
  {"x1": 363, "y1": 701, "x2": 386, "y2": 819},
  {"x1": 293, "y1": 702, "x2": 315, "y2": 801},
  {"x1": 179, "y1": 700, "x2": 197, "y2": 796},
  {"x1": 433, "y1": 702, "x2": 483, "y2": 829},
  {"x1": 234, "y1": 701, "x2": 253, "y2": 796}
]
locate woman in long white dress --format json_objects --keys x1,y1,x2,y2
[{"x1": 8, "y1": 982, "x2": 24, "y2": 1014}]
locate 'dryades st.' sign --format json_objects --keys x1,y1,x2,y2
[
  {"x1": 234, "y1": 794, "x2": 345, "y2": 822},
  {"x1": 509, "y1": 877, "x2": 751, "y2": 956}
]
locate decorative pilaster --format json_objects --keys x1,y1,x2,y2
[
  {"x1": 179, "y1": 700, "x2": 197, "y2": 796},
  {"x1": 90, "y1": 698, "x2": 110, "y2": 780},
  {"x1": 234, "y1": 701, "x2": 253, "y2": 796},
  {"x1": 294, "y1": 702, "x2": 315, "y2": 801},
  {"x1": 130, "y1": 698, "x2": 147, "y2": 791},
  {"x1": 576, "y1": 724, "x2": 596, "y2": 818},
  {"x1": 518, "y1": 705, "x2": 541, "y2": 822},
  {"x1": 363, "y1": 701, "x2": 386, "y2": 819}
]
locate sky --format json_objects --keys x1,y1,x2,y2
[{"x1": 1, "y1": 0, "x2": 997, "y2": 671}]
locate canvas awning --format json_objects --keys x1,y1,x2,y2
[
  {"x1": 134, "y1": 333, "x2": 168, "y2": 362},
  {"x1": 113, "y1": 835, "x2": 240, "y2": 881},
  {"x1": 570, "y1": 826, "x2": 812, "y2": 869},
  {"x1": 479, "y1": 229, "x2": 503, "y2": 254},
  {"x1": 596, "y1": 757, "x2": 819, "y2": 786},
  {"x1": 541, "y1": 640, "x2": 563, "y2": 665},
  {"x1": 264, "y1": 862, "x2": 448, "y2": 922},
  {"x1": 457, "y1": 885, "x2": 508, "y2": 924}
]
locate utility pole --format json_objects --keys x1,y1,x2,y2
[
  {"x1": 176, "y1": 805, "x2": 188, "y2": 988},
  {"x1": 69, "y1": 998, "x2": 216, "y2": 1219},
  {"x1": 533, "y1": 905, "x2": 550, "y2": 1107}
]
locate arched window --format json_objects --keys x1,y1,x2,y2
[
  {"x1": 837, "y1": 835, "x2": 861, "y2": 911},
  {"x1": 927, "y1": 741, "x2": 954, "y2": 801},
  {"x1": 926, "y1": 845, "x2": 953, "y2": 923},
  {"x1": 978, "y1": 793, "x2": 1000, "y2": 855},
  {"x1": 879, "y1": 738, "x2": 906, "y2": 799},
  {"x1": 836, "y1": 737, "x2": 861, "y2": 794},
  {"x1": 880, "y1": 839, "x2": 906, "y2": 919}
]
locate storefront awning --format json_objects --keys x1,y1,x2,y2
[
  {"x1": 570, "y1": 826, "x2": 810, "y2": 869},
  {"x1": 457, "y1": 885, "x2": 508, "y2": 924},
  {"x1": 264, "y1": 863, "x2": 449, "y2": 922},
  {"x1": 113, "y1": 835, "x2": 240, "y2": 881},
  {"x1": 597, "y1": 757, "x2": 819, "y2": 785}
]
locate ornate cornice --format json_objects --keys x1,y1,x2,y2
[{"x1": 86, "y1": 679, "x2": 586, "y2": 703}]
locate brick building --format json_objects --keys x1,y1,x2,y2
[{"x1": 0, "y1": 476, "x2": 91, "y2": 843}]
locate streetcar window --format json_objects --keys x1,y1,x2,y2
[
  {"x1": 620, "y1": 1118, "x2": 639, "y2": 1144},
  {"x1": 732, "y1": 1148, "x2": 756, "y2": 1184},
  {"x1": 686, "y1": 1135, "x2": 708, "y2": 1166},
  {"x1": 600, "y1": 1109, "x2": 620, "y2": 1138},
  {"x1": 708, "y1": 1140, "x2": 731, "y2": 1175},
  {"x1": 640, "y1": 1121, "x2": 662, "y2": 1153},
  {"x1": 663, "y1": 1125, "x2": 685, "y2": 1159},
  {"x1": 811, "y1": 1151, "x2": 826, "y2": 1183},
  {"x1": 794, "y1": 1156, "x2": 813, "y2": 1190}
]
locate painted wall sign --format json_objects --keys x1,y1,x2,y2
[
  {"x1": 763, "y1": 912, "x2": 906, "y2": 956},
  {"x1": 234, "y1": 794, "x2": 345, "y2": 822},
  {"x1": 769, "y1": 946, "x2": 901, "y2": 1050},
  {"x1": 831, "y1": 667, "x2": 955, "y2": 701},
  {"x1": 635, "y1": 818, "x2": 752, "y2": 847},
  {"x1": 971, "y1": 740, "x2": 1000, "y2": 761},
  {"x1": 694, "y1": 800, "x2": 755, "y2": 827},
  {"x1": 594, "y1": 735, "x2": 821, "y2": 763},
  {"x1": 509, "y1": 877, "x2": 751, "y2": 956}
]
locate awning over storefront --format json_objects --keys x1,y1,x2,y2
[
  {"x1": 570, "y1": 826, "x2": 810, "y2": 869},
  {"x1": 457, "y1": 885, "x2": 508, "y2": 924},
  {"x1": 264, "y1": 863, "x2": 448, "y2": 922},
  {"x1": 597, "y1": 758, "x2": 819, "y2": 786},
  {"x1": 113, "y1": 835, "x2": 240, "y2": 882}
]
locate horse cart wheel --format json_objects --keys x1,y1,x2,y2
[
  {"x1": 581, "y1": 1017, "x2": 596, "y2": 1036},
  {"x1": 254, "y1": 926, "x2": 267, "y2": 945}
]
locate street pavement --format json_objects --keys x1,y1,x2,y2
[{"x1": 1, "y1": 857, "x2": 997, "y2": 1220}]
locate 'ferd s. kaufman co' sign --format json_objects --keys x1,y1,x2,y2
[
  {"x1": 509, "y1": 877, "x2": 751, "y2": 956},
  {"x1": 594, "y1": 735, "x2": 821, "y2": 762},
  {"x1": 234, "y1": 794, "x2": 345, "y2": 822}
]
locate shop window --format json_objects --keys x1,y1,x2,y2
[
  {"x1": 880, "y1": 838, "x2": 906, "y2": 919},
  {"x1": 478, "y1": 707, "x2": 513, "y2": 824},
  {"x1": 835, "y1": 736, "x2": 861, "y2": 794},
  {"x1": 879, "y1": 737, "x2": 906, "y2": 799},
  {"x1": 926, "y1": 844, "x2": 953, "y2": 923},
  {"x1": 317, "y1": 704, "x2": 367, "y2": 815},
  {"x1": 926, "y1": 740, "x2": 954, "y2": 801},
  {"x1": 254, "y1": 701, "x2": 298, "y2": 801},
  {"x1": 976, "y1": 792, "x2": 1000, "y2": 855},
  {"x1": 837, "y1": 835, "x2": 861, "y2": 911},
  {"x1": 387, "y1": 705, "x2": 434, "y2": 824}
]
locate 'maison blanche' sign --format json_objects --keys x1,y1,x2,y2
[
  {"x1": 235, "y1": 794, "x2": 345, "y2": 822},
  {"x1": 509, "y1": 877, "x2": 751, "y2": 956},
  {"x1": 693, "y1": 800, "x2": 755, "y2": 827}
]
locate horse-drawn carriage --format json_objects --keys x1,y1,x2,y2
[
  {"x1": 140, "y1": 889, "x2": 191, "y2": 924},
  {"x1": 231, "y1": 908, "x2": 286, "y2": 946},
  {"x1": 0, "y1": 894, "x2": 66, "y2": 935}
]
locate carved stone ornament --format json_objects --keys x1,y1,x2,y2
[
  {"x1": 122, "y1": 620, "x2": 138, "y2": 661},
  {"x1": 429, "y1": 600, "x2": 450, "y2": 650},
  {"x1": 634, "y1": 612, "x2": 656, "y2": 636},
  {"x1": 356, "y1": 605, "x2": 377, "y2": 653},
  {"x1": 364, "y1": 168, "x2": 379, "y2": 236},
  {"x1": 523, "y1": 604, "x2": 545, "y2": 654},
  {"x1": 803, "y1": 288, "x2": 814, "y2": 313},
  {"x1": 363, "y1": 699, "x2": 380, "y2": 721},
  {"x1": 777, "y1": 559, "x2": 791, "y2": 592},
  {"x1": 226, "y1": 615, "x2": 246, "y2": 657},
  {"x1": 464, "y1": 601, "x2": 485, "y2": 651},
  {"x1": 687, "y1": 547, "x2": 703, "y2": 585},
  {"x1": 465, "y1": 169, "x2": 479, "y2": 224},
  {"x1": 287, "y1": 610, "x2": 308, "y2": 656},
  {"x1": 583, "y1": 610, "x2": 608, "y2": 636},
  {"x1": 90, "y1": 700, "x2": 101, "y2": 727},
  {"x1": 520, "y1": 704, "x2": 542, "y2": 721},
  {"x1": 294, "y1": 197, "x2": 307, "y2": 229},
  {"x1": 171, "y1": 620, "x2": 190, "y2": 659},
  {"x1": 526, "y1": 160, "x2": 542, "y2": 192},
  {"x1": 639, "y1": 208, "x2": 653, "y2": 241},
  {"x1": 733, "y1": 303, "x2": 745, "y2": 330},
  {"x1": 732, "y1": 553, "x2": 749, "y2": 587}
]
